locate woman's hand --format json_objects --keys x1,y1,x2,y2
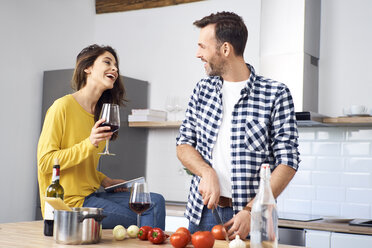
[
  {"x1": 90, "y1": 118, "x2": 113, "y2": 147},
  {"x1": 101, "y1": 177, "x2": 128, "y2": 192}
]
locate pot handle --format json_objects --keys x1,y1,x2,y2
[{"x1": 79, "y1": 214, "x2": 107, "y2": 222}]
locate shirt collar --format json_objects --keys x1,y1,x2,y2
[{"x1": 209, "y1": 63, "x2": 257, "y2": 93}]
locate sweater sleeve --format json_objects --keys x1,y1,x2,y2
[{"x1": 37, "y1": 101, "x2": 100, "y2": 175}]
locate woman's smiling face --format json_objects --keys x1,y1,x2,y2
[{"x1": 85, "y1": 51, "x2": 119, "y2": 90}]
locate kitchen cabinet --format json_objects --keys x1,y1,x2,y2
[
  {"x1": 331, "y1": 232, "x2": 372, "y2": 248},
  {"x1": 305, "y1": 230, "x2": 331, "y2": 248}
]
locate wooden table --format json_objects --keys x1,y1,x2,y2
[{"x1": 0, "y1": 221, "x2": 305, "y2": 247}]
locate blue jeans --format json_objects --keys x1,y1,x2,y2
[
  {"x1": 83, "y1": 191, "x2": 165, "y2": 229},
  {"x1": 188, "y1": 206, "x2": 233, "y2": 234}
]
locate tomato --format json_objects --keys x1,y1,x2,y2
[
  {"x1": 211, "y1": 224, "x2": 226, "y2": 240},
  {"x1": 175, "y1": 227, "x2": 191, "y2": 243},
  {"x1": 170, "y1": 232, "x2": 189, "y2": 248},
  {"x1": 137, "y1": 226, "x2": 152, "y2": 240},
  {"x1": 191, "y1": 231, "x2": 215, "y2": 248},
  {"x1": 148, "y1": 227, "x2": 166, "y2": 244}
]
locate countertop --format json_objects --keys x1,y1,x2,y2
[
  {"x1": 0, "y1": 221, "x2": 305, "y2": 248},
  {"x1": 166, "y1": 203, "x2": 372, "y2": 236}
]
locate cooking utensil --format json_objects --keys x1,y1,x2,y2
[
  {"x1": 44, "y1": 197, "x2": 72, "y2": 211},
  {"x1": 54, "y1": 207, "x2": 105, "y2": 244},
  {"x1": 212, "y1": 204, "x2": 229, "y2": 242}
]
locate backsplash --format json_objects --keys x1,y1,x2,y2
[
  {"x1": 277, "y1": 127, "x2": 372, "y2": 219},
  {"x1": 146, "y1": 127, "x2": 372, "y2": 219}
]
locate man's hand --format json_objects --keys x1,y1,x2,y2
[
  {"x1": 176, "y1": 144, "x2": 221, "y2": 208},
  {"x1": 224, "y1": 209, "x2": 251, "y2": 240},
  {"x1": 199, "y1": 167, "x2": 220, "y2": 209}
]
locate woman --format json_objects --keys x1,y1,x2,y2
[{"x1": 37, "y1": 44, "x2": 165, "y2": 229}]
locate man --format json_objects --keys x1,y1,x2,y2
[{"x1": 176, "y1": 12, "x2": 300, "y2": 239}]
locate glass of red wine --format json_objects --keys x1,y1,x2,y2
[
  {"x1": 98, "y1": 103, "x2": 120, "y2": 156},
  {"x1": 129, "y1": 182, "x2": 151, "y2": 227}
]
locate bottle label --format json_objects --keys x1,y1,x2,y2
[
  {"x1": 44, "y1": 202, "x2": 54, "y2": 220},
  {"x1": 52, "y1": 167, "x2": 60, "y2": 182}
]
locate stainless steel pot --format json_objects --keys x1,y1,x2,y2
[{"x1": 54, "y1": 207, "x2": 105, "y2": 245}]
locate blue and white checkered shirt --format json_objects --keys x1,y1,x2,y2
[{"x1": 176, "y1": 64, "x2": 300, "y2": 225}]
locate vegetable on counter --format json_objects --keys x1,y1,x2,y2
[
  {"x1": 112, "y1": 225, "x2": 127, "y2": 241},
  {"x1": 211, "y1": 224, "x2": 227, "y2": 240},
  {"x1": 148, "y1": 227, "x2": 166, "y2": 244},
  {"x1": 127, "y1": 225, "x2": 139, "y2": 238},
  {"x1": 191, "y1": 231, "x2": 215, "y2": 248},
  {"x1": 138, "y1": 226, "x2": 152, "y2": 240},
  {"x1": 229, "y1": 235, "x2": 246, "y2": 248}
]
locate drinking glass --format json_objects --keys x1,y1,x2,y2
[
  {"x1": 165, "y1": 96, "x2": 176, "y2": 121},
  {"x1": 98, "y1": 103, "x2": 120, "y2": 156},
  {"x1": 129, "y1": 182, "x2": 151, "y2": 227}
]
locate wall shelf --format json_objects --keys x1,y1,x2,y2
[
  {"x1": 129, "y1": 117, "x2": 372, "y2": 128},
  {"x1": 128, "y1": 121, "x2": 182, "y2": 128},
  {"x1": 323, "y1": 116, "x2": 372, "y2": 125}
]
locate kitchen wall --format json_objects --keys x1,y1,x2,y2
[
  {"x1": 278, "y1": 127, "x2": 372, "y2": 218},
  {"x1": 1, "y1": 0, "x2": 372, "y2": 223},
  {"x1": 0, "y1": 0, "x2": 95, "y2": 223}
]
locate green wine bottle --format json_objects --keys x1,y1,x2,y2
[{"x1": 44, "y1": 158, "x2": 64, "y2": 236}]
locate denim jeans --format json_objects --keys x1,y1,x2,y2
[
  {"x1": 83, "y1": 191, "x2": 165, "y2": 229},
  {"x1": 188, "y1": 206, "x2": 234, "y2": 234}
]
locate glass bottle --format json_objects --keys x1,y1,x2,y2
[
  {"x1": 44, "y1": 158, "x2": 64, "y2": 236},
  {"x1": 250, "y1": 163, "x2": 278, "y2": 248}
]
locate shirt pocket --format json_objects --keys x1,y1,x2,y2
[{"x1": 244, "y1": 118, "x2": 269, "y2": 153}]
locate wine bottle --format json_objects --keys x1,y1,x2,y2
[
  {"x1": 250, "y1": 163, "x2": 278, "y2": 248},
  {"x1": 44, "y1": 158, "x2": 64, "y2": 236}
]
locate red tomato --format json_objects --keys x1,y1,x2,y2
[
  {"x1": 137, "y1": 226, "x2": 152, "y2": 240},
  {"x1": 170, "y1": 232, "x2": 189, "y2": 248},
  {"x1": 175, "y1": 227, "x2": 191, "y2": 243},
  {"x1": 211, "y1": 224, "x2": 226, "y2": 240},
  {"x1": 148, "y1": 228, "x2": 166, "y2": 244},
  {"x1": 191, "y1": 231, "x2": 215, "y2": 248}
]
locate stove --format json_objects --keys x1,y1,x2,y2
[{"x1": 278, "y1": 212, "x2": 322, "y2": 222}]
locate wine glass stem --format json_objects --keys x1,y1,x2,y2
[
  {"x1": 105, "y1": 140, "x2": 109, "y2": 153},
  {"x1": 137, "y1": 214, "x2": 141, "y2": 227}
]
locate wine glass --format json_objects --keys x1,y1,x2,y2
[
  {"x1": 129, "y1": 182, "x2": 151, "y2": 227},
  {"x1": 165, "y1": 96, "x2": 176, "y2": 121},
  {"x1": 98, "y1": 103, "x2": 120, "y2": 156}
]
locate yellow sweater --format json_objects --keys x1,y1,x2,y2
[{"x1": 37, "y1": 94, "x2": 106, "y2": 217}]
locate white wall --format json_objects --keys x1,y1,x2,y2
[
  {"x1": 94, "y1": 0, "x2": 262, "y2": 202},
  {"x1": 0, "y1": 0, "x2": 95, "y2": 223},
  {"x1": 278, "y1": 127, "x2": 372, "y2": 219}
]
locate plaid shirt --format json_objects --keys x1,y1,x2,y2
[{"x1": 176, "y1": 64, "x2": 300, "y2": 225}]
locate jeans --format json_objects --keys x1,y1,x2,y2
[
  {"x1": 83, "y1": 191, "x2": 165, "y2": 229},
  {"x1": 188, "y1": 206, "x2": 233, "y2": 234}
]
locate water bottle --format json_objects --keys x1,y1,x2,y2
[{"x1": 250, "y1": 163, "x2": 278, "y2": 248}]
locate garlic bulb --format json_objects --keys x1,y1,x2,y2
[{"x1": 229, "y1": 235, "x2": 246, "y2": 248}]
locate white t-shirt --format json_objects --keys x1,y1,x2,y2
[{"x1": 212, "y1": 79, "x2": 247, "y2": 198}]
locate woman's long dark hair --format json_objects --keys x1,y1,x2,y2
[{"x1": 72, "y1": 44, "x2": 126, "y2": 140}]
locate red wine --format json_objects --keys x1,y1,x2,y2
[
  {"x1": 129, "y1": 202, "x2": 150, "y2": 214},
  {"x1": 100, "y1": 123, "x2": 119, "y2": 132}
]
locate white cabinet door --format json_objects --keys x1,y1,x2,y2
[
  {"x1": 165, "y1": 216, "x2": 189, "y2": 232},
  {"x1": 305, "y1": 230, "x2": 331, "y2": 248},
  {"x1": 331, "y1": 232, "x2": 372, "y2": 248}
]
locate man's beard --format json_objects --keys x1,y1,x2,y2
[{"x1": 205, "y1": 52, "x2": 226, "y2": 77}]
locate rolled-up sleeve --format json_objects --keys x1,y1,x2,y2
[
  {"x1": 176, "y1": 84, "x2": 200, "y2": 147},
  {"x1": 270, "y1": 86, "x2": 300, "y2": 170}
]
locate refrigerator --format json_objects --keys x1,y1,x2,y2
[{"x1": 35, "y1": 69, "x2": 148, "y2": 220}]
